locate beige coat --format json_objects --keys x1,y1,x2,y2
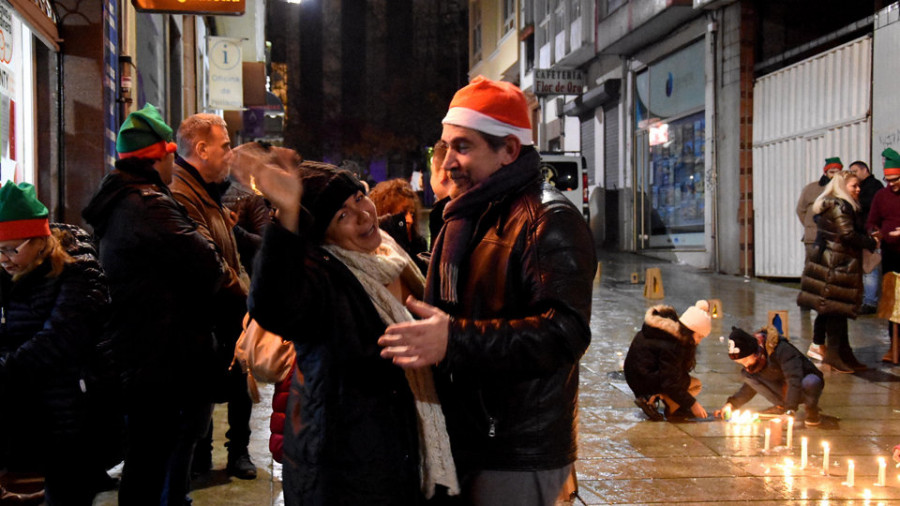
[{"x1": 796, "y1": 176, "x2": 828, "y2": 245}]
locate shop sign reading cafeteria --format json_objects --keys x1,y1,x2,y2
[
  {"x1": 131, "y1": 0, "x2": 245, "y2": 15},
  {"x1": 534, "y1": 69, "x2": 584, "y2": 96}
]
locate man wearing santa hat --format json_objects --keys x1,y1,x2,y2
[{"x1": 379, "y1": 76, "x2": 597, "y2": 504}]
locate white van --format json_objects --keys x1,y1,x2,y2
[{"x1": 538, "y1": 153, "x2": 589, "y2": 220}]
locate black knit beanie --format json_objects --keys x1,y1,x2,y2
[
  {"x1": 298, "y1": 161, "x2": 366, "y2": 240},
  {"x1": 728, "y1": 327, "x2": 759, "y2": 360}
]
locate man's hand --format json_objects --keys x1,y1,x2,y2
[
  {"x1": 379, "y1": 297, "x2": 450, "y2": 368},
  {"x1": 690, "y1": 402, "x2": 708, "y2": 419},
  {"x1": 713, "y1": 403, "x2": 733, "y2": 419}
]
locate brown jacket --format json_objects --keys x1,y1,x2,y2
[
  {"x1": 170, "y1": 159, "x2": 250, "y2": 301},
  {"x1": 797, "y1": 197, "x2": 875, "y2": 317}
]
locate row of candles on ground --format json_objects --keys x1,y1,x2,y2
[{"x1": 724, "y1": 407, "x2": 895, "y2": 487}]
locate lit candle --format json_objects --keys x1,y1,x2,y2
[
  {"x1": 876, "y1": 457, "x2": 886, "y2": 487},
  {"x1": 823, "y1": 442, "x2": 830, "y2": 475},
  {"x1": 764, "y1": 428, "x2": 771, "y2": 451},
  {"x1": 786, "y1": 416, "x2": 794, "y2": 449},
  {"x1": 732, "y1": 409, "x2": 741, "y2": 423},
  {"x1": 801, "y1": 437, "x2": 808, "y2": 469},
  {"x1": 844, "y1": 459, "x2": 855, "y2": 487},
  {"x1": 769, "y1": 418, "x2": 783, "y2": 448}
]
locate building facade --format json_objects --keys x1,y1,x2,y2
[{"x1": 470, "y1": 0, "x2": 889, "y2": 277}]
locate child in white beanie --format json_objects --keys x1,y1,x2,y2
[{"x1": 624, "y1": 300, "x2": 712, "y2": 421}]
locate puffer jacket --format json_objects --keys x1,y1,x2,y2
[
  {"x1": 0, "y1": 224, "x2": 109, "y2": 469},
  {"x1": 250, "y1": 223, "x2": 421, "y2": 506},
  {"x1": 82, "y1": 158, "x2": 227, "y2": 405},
  {"x1": 623, "y1": 305, "x2": 698, "y2": 410},
  {"x1": 430, "y1": 150, "x2": 596, "y2": 474},
  {"x1": 797, "y1": 196, "x2": 876, "y2": 317}
]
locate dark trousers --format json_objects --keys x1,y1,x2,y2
[
  {"x1": 119, "y1": 400, "x2": 213, "y2": 506},
  {"x1": 744, "y1": 373, "x2": 824, "y2": 412},
  {"x1": 812, "y1": 313, "x2": 848, "y2": 346},
  {"x1": 42, "y1": 439, "x2": 102, "y2": 506},
  {"x1": 196, "y1": 366, "x2": 252, "y2": 456}
]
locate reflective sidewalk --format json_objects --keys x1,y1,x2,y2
[{"x1": 95, "y1": 250, "x2": 900, "y2": 504}]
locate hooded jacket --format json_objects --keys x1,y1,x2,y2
[
  {"x1": 797, "y1": 196, "x2": 876, "y2": 317},
  {"x1": 624, "y1": 305, "x2": 698, "y2": 410},
  {"x1": 82, "y1": 158, "x2": 227, "y2": 404}
]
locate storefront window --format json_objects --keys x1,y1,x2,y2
[
  {"x1": 648, "y1": 111, "x2": 705, "y2": 247},
  {"x1": 0, "y1": 4, "x2": 33, "y2": 184},
  {"x1": 635, "y1": 40, "x2": 706, "y2": 249}
]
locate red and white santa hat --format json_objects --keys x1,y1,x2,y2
[{"x1": 442, "y1": 76, "x2": 533, "y2": 146}]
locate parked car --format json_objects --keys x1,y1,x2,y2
[{"x1": 539, "y1": 152, "x2": 589, "y2": 221}]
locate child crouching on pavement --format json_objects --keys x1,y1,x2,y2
[
  {"x1": 624, "y1": 300, "x2": 712, "y2": 421},
  {"x1": 715, "y1": 326, "x2": 825, "y2": 426}
]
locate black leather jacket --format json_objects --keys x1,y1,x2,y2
[{"x1": 434, "y1": 163, "x2": 596, "y2": 473}]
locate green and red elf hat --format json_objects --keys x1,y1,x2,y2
[
  {"x1": 116, "y1": 103, "x2": 177, "y2": 160},
  {"x1": 0, "y1": 181, "x2": 50, "y2": 241},
  {"x1": 883, "y1": 148, "x2": 900, "y2": 177},
  {"x1": 823, "y1": 157, "x2": 843, "y2": 173}
]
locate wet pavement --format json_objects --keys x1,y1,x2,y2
[{"x1": 94, "y1": 250, "x2": 900, "y2": 505}]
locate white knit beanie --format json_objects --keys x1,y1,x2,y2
[{"x1": 679, "y1": 300, "x2": 711, "y2": 338}]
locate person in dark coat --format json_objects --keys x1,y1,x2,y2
[
  {"x1": 0, "y1": 182, "x2": 111, "y2": 506},
  {"x1": 716, "y1": 327, "x2": 824, "y2": 426},
  {"x1": 849, "y1": 160, "x2": 884, "y2": 314},
  {"x1": 81, "y1": 104, "x2": 227, "y2": 506},
  {"x1": 624, "y1": 301, "x2": 712, "y2": 422},
  {"x1": 248, "y1": 161, "x2": 459, "y2": 505},
  {"x1": 798, "y1": 170, "x2": 877, "y2": 373}
]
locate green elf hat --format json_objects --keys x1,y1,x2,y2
[
  {"x1": 823, "y1": 157, "x2": 843, "y2": 173},
  {"x1": 882, "y1": 148, "x2": 900, "y2": 177},
  {"x1": 116, "y1": 103, "x2": 177, "y2": 160},
  {"x1": 0, "y1": 181, "x2": 50, "y2": 241}
]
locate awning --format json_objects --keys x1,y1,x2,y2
[
  {"x1": 563, "y1": 79, "x2": 621, "y2": 117},
  {"x1": 8, "y1": 0, "x2": 60, "y2": 51}
]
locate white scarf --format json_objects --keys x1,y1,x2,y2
[{"x1": 324, "y1": 231, "x2": 459, "y2": 498}]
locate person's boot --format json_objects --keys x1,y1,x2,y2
[
  {"x1": 836, "y1": 330, "x2": 868, "y2": 372},
  {"x1": 840, "y1": 346, "x2": 868, "y2": 371},
  {"x1": 226, "y1": 448, "x2": 257, "y2": 480},
  {"x1": 822, "y1": 347, "x2": 854, "y2": 373},
  {"x1": 634, "y1": 396, "x2": 663, "y2": 421}
]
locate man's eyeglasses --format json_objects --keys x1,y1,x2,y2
[
  {"x1": 0, "y1": 238, "x2": 31, "y2": 257},
  {"x1": 885, "y1": 177, "x2": 900, "y2": 184}
]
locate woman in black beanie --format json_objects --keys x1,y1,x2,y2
[{"x1": 248, "y1": 161, "x2": 458, "y2": 505}]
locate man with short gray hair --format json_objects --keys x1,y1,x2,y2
[{"x1": 171, "y1": 113, "x2": 257, "y2": 479}]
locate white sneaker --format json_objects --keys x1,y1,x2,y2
[{"x1": 807, "y1": 344, "x2": 826, "y2": 361}]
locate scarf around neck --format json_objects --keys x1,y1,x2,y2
[
  {"x1": 323, "y1": 231, "x2": 459, "y2": 498},
  {"x1": 426, "y1": 147, "x2": 541, "y2": 305}
]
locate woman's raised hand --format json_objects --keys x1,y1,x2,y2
[{"x1": 251, "y1": 162, "x2": 302, "y2": 233}]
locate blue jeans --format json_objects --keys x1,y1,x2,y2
[
  {"x1": 863, "y1": 264, "x2": 881, "y2": 307},
  {"x1": 744, "y1": 373, "x2": 823, "y2": 412}
]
